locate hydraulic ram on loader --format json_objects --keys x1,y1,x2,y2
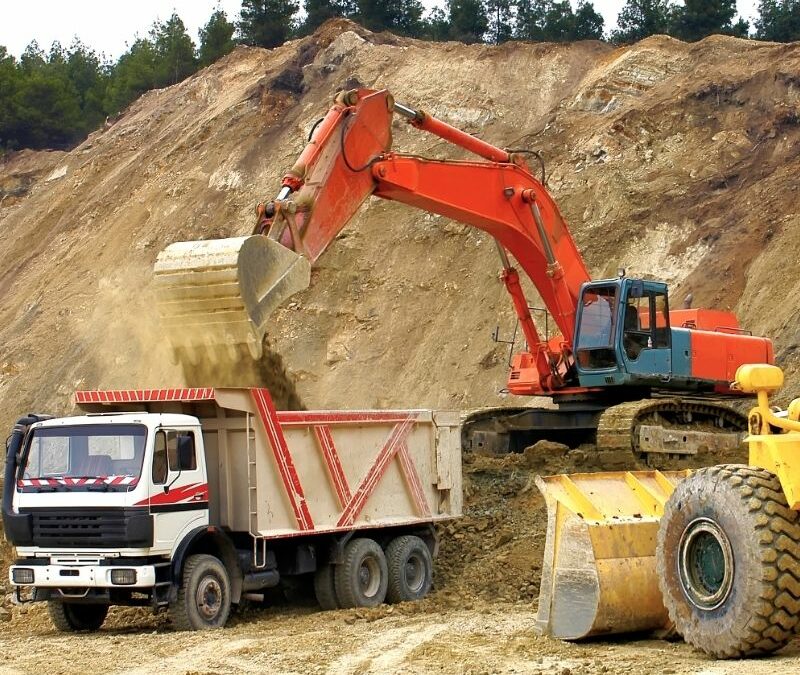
[{"x1": 4, "y1": 387, "x2": 461, "y2": 631}]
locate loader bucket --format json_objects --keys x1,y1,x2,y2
[
  {"x1": 534, "y1": 470, "x2": 690, "y2": 640},
  {"x1": 153, "y1": 236, "x2": 311, "y2": 363}
]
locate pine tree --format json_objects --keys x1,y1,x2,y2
[
  {"x1": 355, "y1": 0, "x2": 423, "y2": 35},
  {"x1": 574, "y1": 1, "x2": 605, "y2": 39},
  {"x1": 199, "y1": 9, "x2": 236, "y2": 66},
  {"x1": 104, "y1": 38, "x2": 159, "y2": 114},
  {"x1": 152, "y1": 13, "x2": 198, "y2": 85},
  {"x1": 0, "y1": 46, "x2": 21, "y2": 151},
  {"x1": 672, "y1": 0, "x2": 738, "y2": 40},
  {"x1": 544, "y1": 0, "x2": 576, "y2": 40},
  {"x1": 486, "y1": 0, "x2": 515, "y2": 43},
  {"x1": 447, "y1": 0, "x2": 489, "y2": 42},
  {"x1": 515, "y1": 0, "x2": 548, "y2": 40},
  {"x1": 612, "y1": 0, "x2": 676, "y2": 42},
  {"x1": 65, "y1": 40, "x2": 108, "y2": 130},
  {"x1": 421, "y1": 7, "x2": 451, "y2": 40},
  {"x1": 300, "y1": 0, "x2": 357, "y2": 35},
  {"x1": 238, "y1": 0, "x2": 299, "y2": 48},
  {"x1": 756, "y1": 0, "x2": 800, "y2": 40}
]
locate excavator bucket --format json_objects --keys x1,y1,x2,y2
[
  {"x1": 153, "y1": 236, "x2": 311, "y2": 363},
  {"x1": 534, "y1": 470, "x2": 690, "y2": 640}
]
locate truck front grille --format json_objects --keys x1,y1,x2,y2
[{"x1": 20, "y1": 508, "x2": 153, "y2": 548}]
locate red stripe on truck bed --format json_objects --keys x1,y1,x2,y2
[
  {"x1": 337, "y1": 415, "x2": 418, "y2": 527},
  {"x1": 251, "y1": 388, "x2": 315, "y2": 531}
]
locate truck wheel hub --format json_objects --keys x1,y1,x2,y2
[
  {"x1": 196, "y1": 577, "x2": 222, "y2": 619},
  {"x1": 679, "y1": 517, "x2": 734, "y2": 610},
  {"x1": 358, "y1": 557, "x2": 381, "y2": 598},
  {"x1": 404, "y1": 555, "x2": 424, "y2": 592}
]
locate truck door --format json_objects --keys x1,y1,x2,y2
[
  {"x1": 620, "y1": 283, "x2": 672, "y2": 379},
  {"x1": 149, "y1": 428, "x2": 209, "y2": 552}
]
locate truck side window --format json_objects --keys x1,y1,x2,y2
[
  {"x1": 167, "y1": 431, "x2": 197, "y2": 472},
  {"x1": 152, "y1": 431, "x2": 168, "y2": 485}
]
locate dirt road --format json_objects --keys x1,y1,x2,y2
[
  {"x1": 2, "y1": 599, "x2": 800, "y2": 674},
  {"x1": 2, "y1": 452, "x2": 799, "y2": 675}
]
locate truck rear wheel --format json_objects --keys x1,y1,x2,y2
[
  {"x1": 657, "y1": 465, "x2": 800, "y2": 658},
  {"x1": 170, "y1": 554, "x2": 231, "y2": 631},
  {"x1": 314, "y1": 563, "x2": 340, "y2": 610},
  {"x1": 386, "y1": 535, "x2": 433, "y2": 603},
  {"x1": 334, "y1": 538, "x2": 388, "y2": 609},
  {"x1": 48, "y1": 601, "x2": 108, "y2": 632}
]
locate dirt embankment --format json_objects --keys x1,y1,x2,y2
[{"x1": 1, "y1": 21, "x2": 799, "y2": 427}]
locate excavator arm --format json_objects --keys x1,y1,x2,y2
[{"x1": 155, "y1": 88, "x2": 591, "y2": 393}]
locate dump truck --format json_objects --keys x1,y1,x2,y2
[
  {"x1": 536, "y1": 363, "x2": 800, "y2": 659},
  {"x1": 153, "y1": 87, "x2": 772, "y2": 464},
  {"x1": 3, "y1": 387, "x2": 461, "y2": 631}
]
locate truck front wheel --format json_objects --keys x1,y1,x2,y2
[
  {"x1": 386, "y1": 535, "x2": 433, "y2": 603},
  {"x1": 657, "y1": 465, "x2": 800, "y2": 658},
  {"x1": 48, "y1": 601, "x2": 108, "y2": 632},
  {"x1": 334, "y1": 538, "x2": 388, "y2": 608},
  {"x1": 170, "y1": 554, "x2": 231, "y2": 630}
]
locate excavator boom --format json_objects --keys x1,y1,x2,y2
[{"x1": 155, "y1": 88, "x2": 590, "y2": 390}]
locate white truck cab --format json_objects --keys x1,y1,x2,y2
[{"x1": 4, "y1": 388, "x2": 462, "y2": 632}]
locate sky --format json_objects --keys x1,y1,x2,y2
[{"x1": 0, "y1": 0, "x2": 761, "y2": 61}]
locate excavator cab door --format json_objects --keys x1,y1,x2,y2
[{"x1": 619, "y1": 280, "x2": 672, "y2": 380}]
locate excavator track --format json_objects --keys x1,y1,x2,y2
[{"x1": 595, "y1": 398, "x2": 748, "y2": 467}]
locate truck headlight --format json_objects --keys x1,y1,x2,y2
[
  {"x1": 111, "y1": 569, "x2": 137, "y2": 585},
  {"x1": 12, "y1": 568, "x2": 34, "y2": 584}
]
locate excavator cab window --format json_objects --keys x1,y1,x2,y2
[
  {"x1": 576, "y1": 285, "x2": 618, "y2": 369},
  {"x1": 622, "y1": 288, "x2": 670, "y2": 361}
]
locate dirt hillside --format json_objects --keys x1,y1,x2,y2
[
  {"x1": 1, "y1": 21, "x2": 799, "y2": 426},
  {"x1": 1, "y1": 20, "x2": 800, "y2": 673}
]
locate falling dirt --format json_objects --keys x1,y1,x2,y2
[{"x1": 2, "y1": 17, "x2": 800, "y2": 674}]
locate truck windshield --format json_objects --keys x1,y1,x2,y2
[{"x1": 19, "y1": 424, "x2": 147, "y2": 489}]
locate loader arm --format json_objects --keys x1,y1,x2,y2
[{"x1": 253, "y1": 88, "x2": 591, "y2": 392}]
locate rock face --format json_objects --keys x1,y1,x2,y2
[{"x1": 1, "y1": 20, "x2": 800, "y2": 428}]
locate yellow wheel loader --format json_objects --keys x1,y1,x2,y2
[{"x1": 536, "y1": 363, "x2": 800, "y2": 659}]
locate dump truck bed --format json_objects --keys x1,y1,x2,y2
[{"x1": 75, "y1": 388, "x2": 462, "y2": 537}]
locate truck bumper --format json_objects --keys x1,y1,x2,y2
[{"x1": 9, "y1": 563, "x2": 157, "y2": 590}]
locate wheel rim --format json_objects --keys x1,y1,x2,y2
[
  {"x1": 358, "y1": 556, "x2": 381, "y2": 598},
  {"x1": 678, "y1": 517, "x2": 734, "y2": 610},
  {"x1": 196, "y1": 575, "x2": 223, "y2": 621},
  {"x1": 404, "y1": 553, "x2": 425, "y2": 593}
]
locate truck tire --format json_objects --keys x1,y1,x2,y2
[
  {"x1": 48, "y1": 601, "x2": 108, "y2": 632},
  {"x1": 314, "y1": 564, "x2": 340, "y2": 610},
  {"x1": 656, "y1": 464, "x2": 800, "y2": 658},
  {"x1": 386, "y1": 535, "x2": 433, "y2": 603},
  {"x1": 170, "y1": 554, "x2": 231, "y2": 631},
  {"x1": 334, "y1": 538, "x2": 388, "y2": 609}
]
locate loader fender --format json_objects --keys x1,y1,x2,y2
[{"x1": 534, "y1": 469, "x2": 689, "y2": 639}]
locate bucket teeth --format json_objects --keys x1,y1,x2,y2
[{"x1": 154, "y1": 235, "x2": 311, "y2": 362}]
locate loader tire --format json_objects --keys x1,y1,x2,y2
[
  {"x1": 386, "y1": 535, "x2": 433, "y2": 603},
  {"x1": 314, "y1": 564, "x2": 340, "y2": 610},
  {"x1": 170, "y1": 554, "x2": 231, "y2": 631},
  {"x1": 334, "y1": 538, "x2": 388, "y2": 609},
  {"x1": 48, "y1": 601, "x2": 108, "y2": 632},
  {"x1": 657, "y1": 464, "x2": 800, "y2": 658}
]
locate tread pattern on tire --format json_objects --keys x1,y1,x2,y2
[
  {"x1": 334, "y1": 538, "x2": 388, "y2": 609},
  {"x1": 385, "y1": 535, "x2": 433, "y2": 604},
  {"x1": 657, "y1": 464, "x2": 800, "y2": 658},
  {"x1": 47, "y1": 601, "x2": 108, "y2": 632},
  {"x1": 169, "y1": 553, "x2": 231, "y2": 631},
  {"x1": 314, "y1": 564, "x2": 339, "y2": 610}
]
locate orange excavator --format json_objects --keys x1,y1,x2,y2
[{"x1": 154, "y1": 88, "x2": 772, "y2": 462}]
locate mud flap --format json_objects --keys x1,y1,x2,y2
[
  {"x1": 153, "y1": 236, "x2": 311, "y2": 363},
  {"x1": 534, "y1": 470, "x2": 689, "y2": 640}
]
